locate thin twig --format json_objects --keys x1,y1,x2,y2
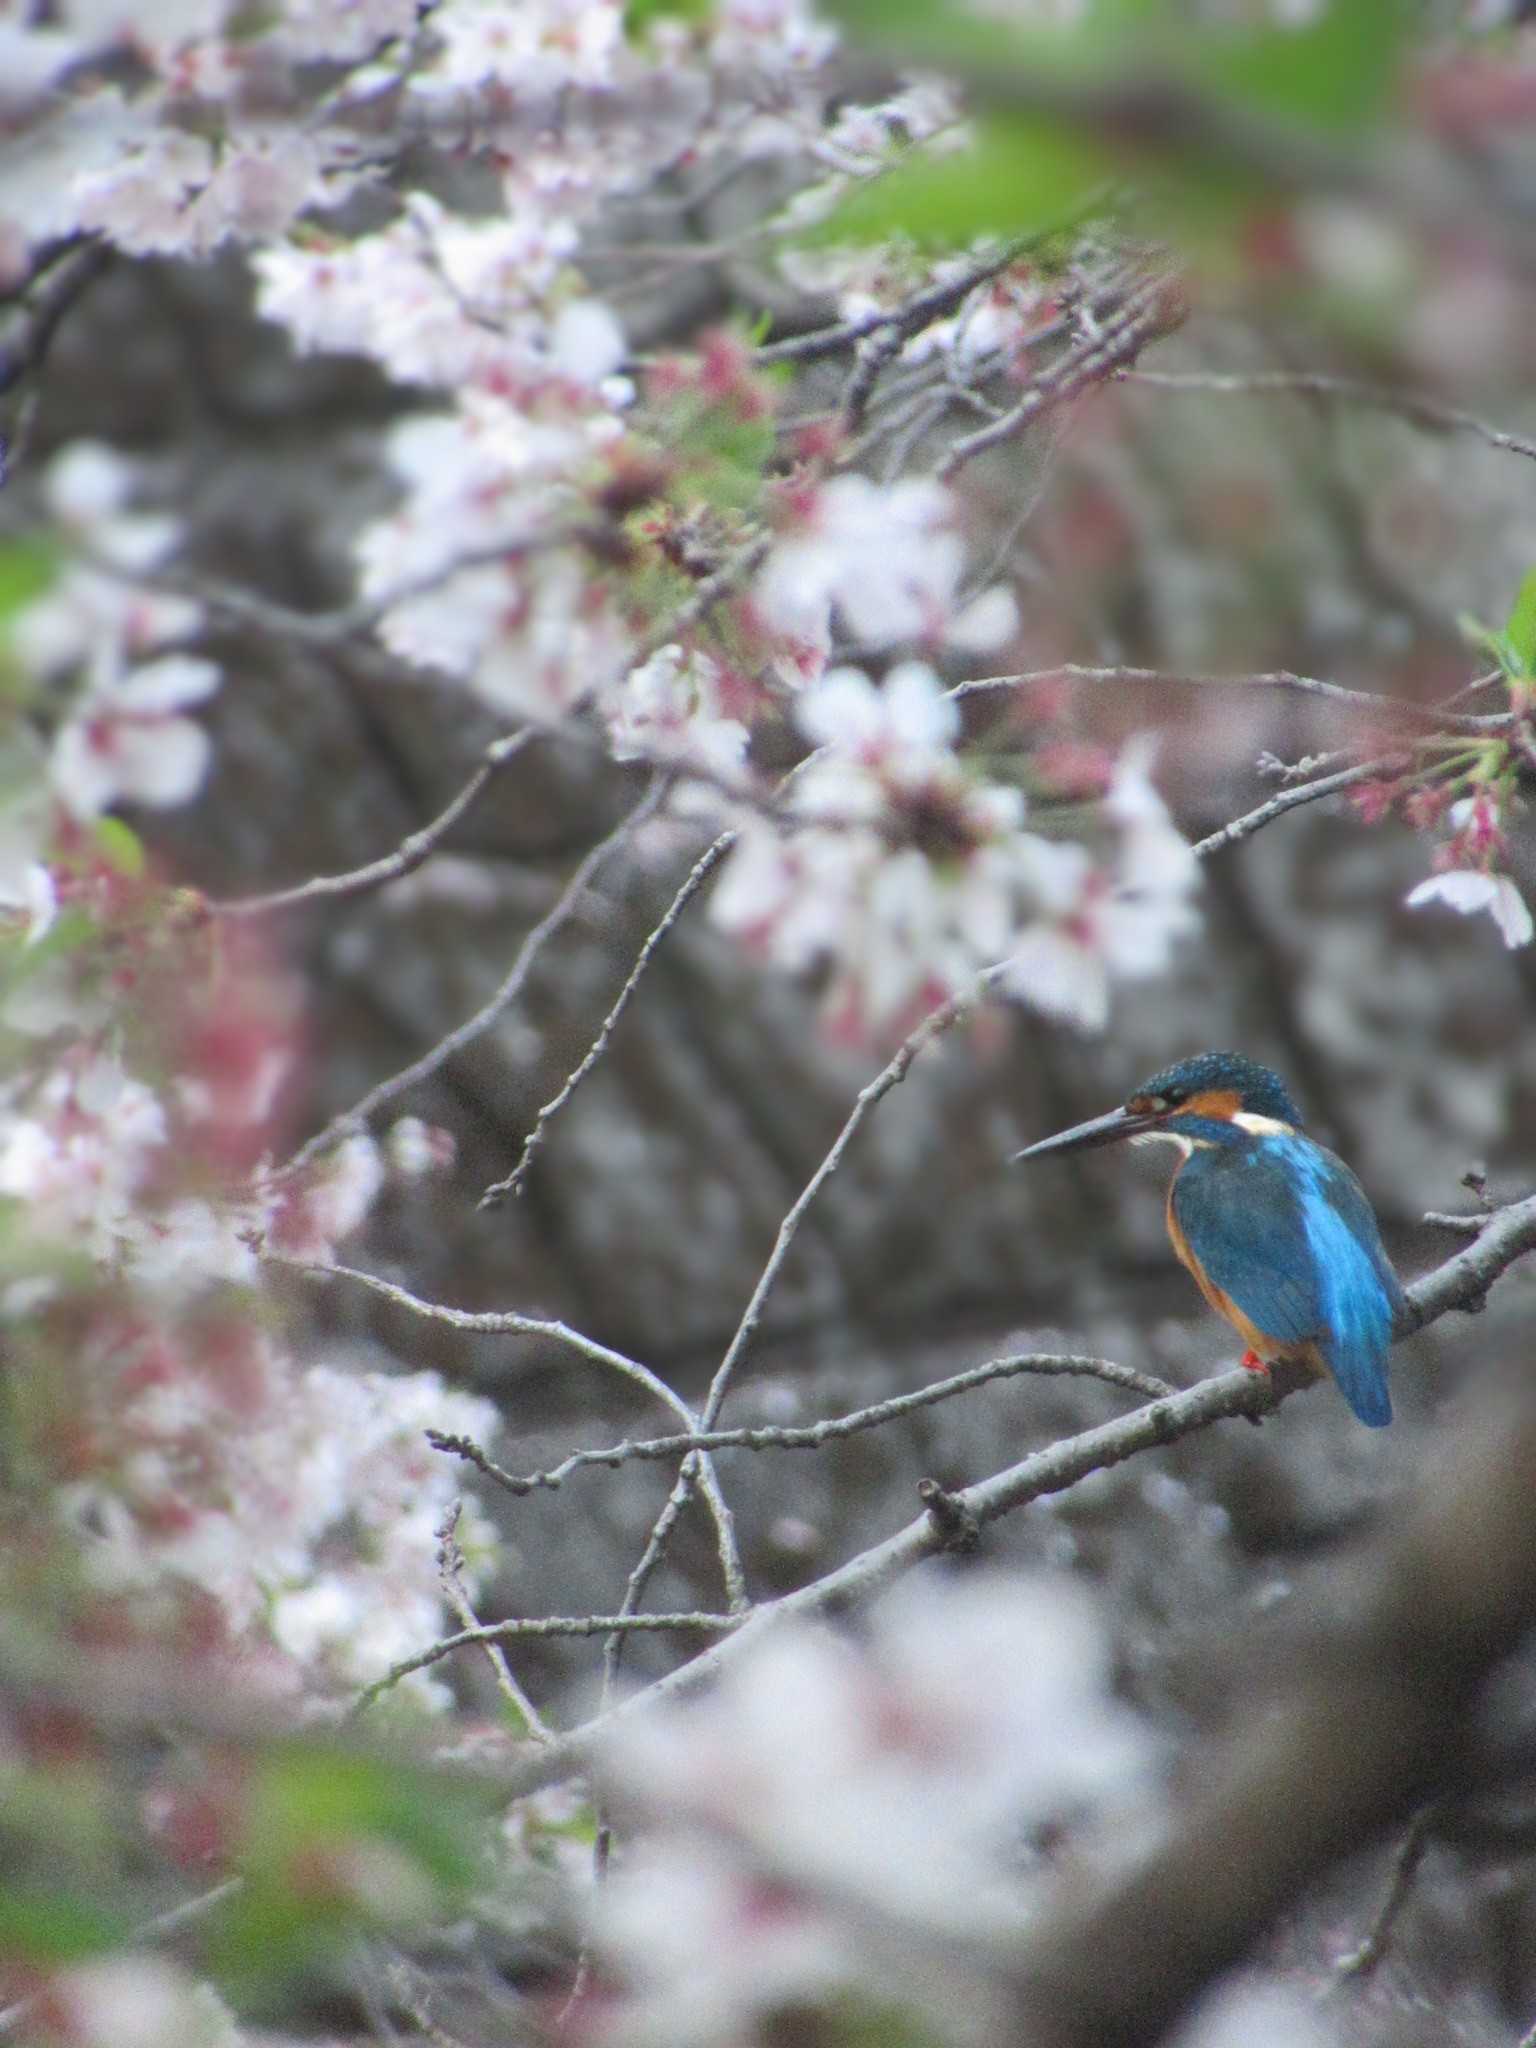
[
  {"x1": 436, "y1": 1501, "x2": 554, "y2": 1742},
  {"x1": 214, "y1": 731, "x2": 534, "y2": 918},
  {"x1": 1117, "y1": 367, "x2": 1536, "y2": 467},
  {"x1": 1192, "y1": 756, "x2": 1405, "y2": 860},
  {"x1": 756, "y1": 239, "x2": 1035, "y2": 367},
  {"x1": 277, "y1": 776, "x2": 666, "y2": 1178},
  {"x1": 937, "y1": 272, "x2": 1177, "y2": 481},
  {"x1": 1332, "y1": 1802, "x2": 1441, "y2": 1980},
  {"x1": 953, "y1": 665, "x2": 1509, "y2": 737},
  {"x1": 163, "y1": 526, "x2": 606, "y2": 649},
  {"x1": 431, "y1": 1351, "x2": 1174, "y2": 1499},
  {"x1": 354, "y1": 1611, "x2": 741, "y2": 1716},
  {"x1": 478, "y1": 1190, "x2": 1536, "y2": 1806},
  {"x1": 481, "y1": 831, "x2": 734, "y2": 1205},
  {"x1": 276, "y1": 1251, "x2": 747, "y2": 1625},
  {"x1": 1422, "y1": 1210, "x2": 1490, "y2": 1236}
]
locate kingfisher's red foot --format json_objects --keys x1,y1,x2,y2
[{"x1": 1239, "y1": 1349, "x2": 1271, "y2": 1374}]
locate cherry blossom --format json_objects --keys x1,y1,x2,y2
[
  {"x1": 264, "y1": 1134, "x2": 387, "y2": 1263},
  {"x1": 710, "y1": 672, "x2": 1199, "y2": 1040},
  {"x1": 1405, "y1": 868, "x2": 1534, "y2": 948},
  {"x1": 755, "y1": 476, "x2": 1017, "y2": 684},
  {"x1": 605, "y1": 643, "x2": 751, "y2": 775},
  {"x1": 1403, "y1": 789, "x2": 1532, "y2": 947},
  {"x1": 50, "y1": 652, "x2": 221, "y2": 821},
  {"x1": 594, "y1": 1572, "x2": 1157, "y2": 2046},
  {"x1": 351, "y1": 391, "x2": 632, "y2": 715},
  {"x1": 33, "y1": 1956, "x2": 240, "y2": 2048},
  {"x1": 710, "y1": 660, "x2": 1030, "y2": 1035},
  {"x1": 1000, "y1": 738, "x2": 1202, "y2": 1030},
  {"x1": 430, "y1": 0, "x2": 624, "y2": 94}
]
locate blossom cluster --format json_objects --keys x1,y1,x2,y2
[
  {"x1": 11, "y1": 442, "x2": 222, "y2": 825},
  {"x1": 1, "y1": 0, "x2": 1228, "y2": 1037},
  {"x1": 0, "y1": 479, "x2": 495, "y2": 1714},
  {"x1": 589, "y1": 1571, "x2": 1159, "y2": 2047},
  {"x1": 0, "y1": 898, "x2": 494, "y2": 1711},
  {"x1": 710, "y1": 663, "x2": 1201, "y2": 1036},
  {"x1": 1354, "y1": 767, "x2": 1532, "y2": 949}
]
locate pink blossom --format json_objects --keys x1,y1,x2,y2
[
  {"x1": 51, "y1": 652, "x2": 221, "y2": 819},
  {"x1": 756, "y1": 475, "x2": 1015, "y2": 682},
  {"x1": 265, "y1": 1134, "x2": 386, "y2": 1262},
  {"x1": 605, "y1": 643, "x2": 750, "y2": 774},
  {"x1": 999, "y1": 739, "x2": 1201, "y2": 1029},
  {"x1": 1443, "y1": 788, "x2": 1507, "y2": 865},
  {"x1": 431, "y1": 0, "x2": 623, "y2": 94},
  {"x1": 1405, "y1": 868, "x2": 1534, "y2": 948},
  {"x1": 595, "y1": 1573, "x2": 1156, "y2": 2043},
  {"x1": 38, "y1": 1956, "x2": 238, "y2": 2048}
]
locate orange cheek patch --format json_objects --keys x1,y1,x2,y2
[{"x1": 1182, "y1": 1088, "x2": 1241, "y2": 1122}]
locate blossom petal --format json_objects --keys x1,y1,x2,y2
[
  {"x1": 110, "y1": 717, "x2": 213, "y2": 809},
  {"x1": 113, "y1": 654, "x2": 222, "y2": 714}
]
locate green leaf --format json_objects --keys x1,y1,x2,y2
[
  {"x1": 827, "y1": 0, "x2": 1404, "y2": 132},
  {"x1": 799, "y1": 119, "x2": 1108, "y2": 253},
  {"x1": 825, "y1": 0, "x2": 1163, "y2": 80},
  {"x1": 625, "y1": 0, "x2": 712, "y2": 37},
  {"x1": 94, "y1": 815, "x2": 146, "y2": 878},
  {"x1": 1193, "y1": 0, "x2": 1407, "y2": 134},
  {"x1": 211, "y1": 1745, "x2": 484, "y2": 1991},
  {"x1": 0, "y1": 537, "x2": 59, "y2": 630},
  {"x1": 0, "y1": 1885, "x2": 129, "y2": 1965},
  {"x1": 1504, "y1": 569, "x2": 1536, "y2": 677}
]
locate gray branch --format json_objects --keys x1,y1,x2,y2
[{"x1": 476, "y1": 1189, "x2": 1536, "y2": 1807}]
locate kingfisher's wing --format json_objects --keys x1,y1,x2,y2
[{"x1": 1172, "y1": 1136, "x2": 1400, "y2": 1427}]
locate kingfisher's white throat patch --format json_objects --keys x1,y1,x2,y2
[{"x1": 1130, "y1": 1129, "x2": 1196, "y2": 1157}]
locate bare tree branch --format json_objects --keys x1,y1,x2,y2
[
  {"x1": 480, "y1": 1189, "x2": 1536, "y2": 1806},
  {"x1": 163, "y1": 527, "x2": 608, "y2": 648},
  {"x1": 1331, "y1": 1802, "x2": 1441, "y2": 1980},
  {"x1": 756, "y1": 239, "x2": 1038, "y2": 368},
  {"x1": 427, "y1": 1351, "x2": 1173, "y2": 1499},
  {"x1": 597, "y1": 972, "x2": 998, "y2": 1695},
  {"x1": 353, "y1": 1611, "x2": 742, "y2": 1718},
  {"x1": 954, "y1": 665, "x2": 1510, "y2": 737},
  {"x1": 1117, "y1": 366, "x2": 1536, "y2": 466},
  {"x1": 480, "y1": 829, "x2": 734, "y2": 1206},
  {"x1": 277, "y1": 775, "x2": 667, "y2": 1178},
  {"x1": 937, "y1": 271, "x2": 1180, "y2": 481},
  {"x1": 214, "y1": 730, "x2": 534, "y2": 918},
  {"x1": 273, "y1": 1252, "x2": 747, "y2": 1619},
  {"x1": 1192, "y1": 756, "x2": 1405, "y2": 860},
  {"x1": 435, "y1": 1501, "x2": 554, "y2": 1744}
]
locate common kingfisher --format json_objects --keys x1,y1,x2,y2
[{"x1": 1016, "y1": 1052, "x2": 1404, "y2": 1427}]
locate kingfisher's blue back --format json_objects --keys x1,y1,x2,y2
[
  {"x1": 1016, "y1": 1051, "x2": 1405, "y2": 1428},
  {"x1": 1168, "y1": 1126, "x2": 1403, "y2": 1427}
]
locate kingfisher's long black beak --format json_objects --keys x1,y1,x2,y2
[{"x1": 1013, "y1": 1104, "x2": 1166, "y2": 1161}]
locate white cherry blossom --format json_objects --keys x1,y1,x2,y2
[
  {"x1": 51, "y1": 651, "x2": 221, "y2": 819},
  {"x1": 1406, "y1": 867, "x2": 1534, "y2": 948},
  {"x1": 756, "y1": 475, "x2": 1016, "y2": 683},
  {"x1": 605, "y1": 643, "x2": 750, "y2": 774}
]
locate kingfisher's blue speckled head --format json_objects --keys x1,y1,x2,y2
[{"x1": 1014, "y1": 1052, "x2": 1304, "y2": 1160}]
